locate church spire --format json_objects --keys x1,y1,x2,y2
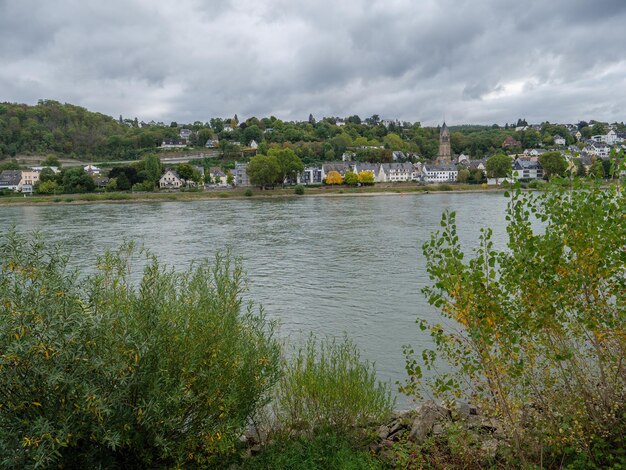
[{"x1": 436, "y1": 122, "x2": 452, "y2": 165}]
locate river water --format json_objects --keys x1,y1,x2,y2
[{"x1": 0, "y1": 192, "x2": 510, "y2": 405}]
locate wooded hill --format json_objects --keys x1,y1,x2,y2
[{"x1": 0, "y1": 100, "x2": 616, "y2": 164}]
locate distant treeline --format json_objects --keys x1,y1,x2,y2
[{"x1": 1, "y1": 100, "x2": 623, "y2": 163}]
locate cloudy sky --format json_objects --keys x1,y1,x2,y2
[{"x1": 1, "y1": 0, "x2": 625, "y2": 125}]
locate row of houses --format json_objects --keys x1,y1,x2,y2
[{"x1": 0, "y1": 165, "x2": 106, "y2": 193}]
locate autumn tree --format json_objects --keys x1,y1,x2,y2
[
  {"x1": 325, "y1": 171, "x2": 343, "y2": 185},
  {"x1": 404, "y1": 179, "x2": 626, "y2": 467},
  {"x1": 357, "y1": 170, "x2": 374, "y2": 185}
]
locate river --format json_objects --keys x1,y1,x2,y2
[{"x1": 0, "y1": 192, "x2": 510, "y2": 405}]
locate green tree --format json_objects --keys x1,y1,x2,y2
[
  {"x1": 143, "y1": 154, "x2": 162, "y2": 187},
  {"x1": 243, "y1": 125, "x2": 262, "y2": 145},
  {"x1": 176, "y1": 163, "x2": 195, "y2": 181},
  {"x1": 404, "y1": 181, "x2": 626, "y2": 467},
  {"x1": 485, "y1": 153, "x2": 511, "y2": 182},
  {"x1": 539, "y1": 151, "x2": 566, "y2": 178},
  {"x1": 383, "y1": 132, "x2": 405, "y2": 151},
  {"x1": 344, "y1": 171, "x2": 358, "y2": 186},
  {"x1": 116, "y1": 172, "x2": 131, "y2": 190},
  {"x1": 36, "y1": 180, "x2": 59, "y2": 194},
  {"x1": 268, "y1": 148, "x2": 304, "y2": 185},
  {"x1": 457, "y1": 168, "x2": 470, "y2": 183},
  {"x1": 38, "y1": 167, "x2": 57, "y2": 183},
  {"x1": 247, "y1": 155, "x2": 281, "y2": 189},
  {"x1": 42, "y1": 155, "x2": 61, "y2": 167},
  {"x1": 61, "y1": 167, "x2": 95, "y2": 193}
]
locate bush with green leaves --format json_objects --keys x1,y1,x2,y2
[
  {"x1": 0, "y1": 232, "x2": 281, "y2": 468},
  {"x1": 275, "y1": 335, "x2": 393, "y2": 436},
  {"x1": 403, "y1": 178, "x2": 626, "y2": 467},
  {"x1": 294, "y1": 184, "x2": 305, "y2": 195}
]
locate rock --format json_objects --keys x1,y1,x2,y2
[
  {"x1": 408, "y1": 401, "x2": 448, "y2": 443},
  {"x1": 480, "y1": 438, "x2": 499, "y2": 459},
  {"x1": 378, "y1": 425, "x2": 390, "y2": 440},
  {"x1": 387, "y1": 420, "x2": 404, "y2": 440},
  {"x1": 432, "y1": 423, "x2": 445, "y2": 435}
]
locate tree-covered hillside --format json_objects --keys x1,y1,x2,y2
[
  {"x1": 1, "y1": 100, "x2": 618, "y2": 164},
  {"x1": 0, "y1": 100, "x2": 179, "y2": 160}
]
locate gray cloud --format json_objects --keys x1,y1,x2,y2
[{"x1": 1, "y1": 0, "x2": 625, "y2": 125}]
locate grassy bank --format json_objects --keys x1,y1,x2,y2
[{"x1": 0, "y1": 183, "x2": 501, "y2": 206}]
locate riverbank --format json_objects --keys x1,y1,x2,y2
[{"x1": 0, "y1": 183, "x2": 504, "y2": 206}]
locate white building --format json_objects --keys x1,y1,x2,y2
[
  {"x1": 512, "y1": 158, "x2": 543, "y2": 180},
  {"x1": 159, "y1": 170, "x2": 184, "y2": 189},
  {"x1": 423, "y1": 164, "x2": 458, "y2": 183},
  {"x1": 553, "y1": 135, "x2": 566, "y2": 146}
]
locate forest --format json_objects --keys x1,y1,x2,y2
[{"x1": 0, "y1": 100, "x2": 621, "y2": 164}]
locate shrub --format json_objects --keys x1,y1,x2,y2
[
  {"x1": 403, "y1": 179, "x2": 626, "y2": 467},
  {"x1": 275, "y1": 335, "x2": 393, "y2": 437},
  {"x1": 0, "y1": 232, "x2": 281, "y2": 468},
  {"x1": 244, "y1": 188, "x2": 253, "y2": 197},
  {"x1": 294, "y1": 184, "x2": 304, "y2": 195}
]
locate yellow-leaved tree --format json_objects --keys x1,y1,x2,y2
[{"x1": 325, "y1": 170, "x2": 343, "y2": 185}]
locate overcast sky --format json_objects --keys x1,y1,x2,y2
[{"x1": 1, "y1": 0, "x2": 625, "y2": 125}]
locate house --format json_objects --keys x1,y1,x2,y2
[
  {"x1": 205, "y1": 138, "x2": 219, "y2": 148},
  {"x1": 207, "y1": 167, "x2": 228, "y2": 187},
  {"x1": 179, "y1": 128, "x2": 192, "y2": 140},
  {"x1": 385, "y1": 162, "x2": 415, "y2": 182},
  {"x1": 354, "y1": 163, "x2": 384, "y2": 182},
  {"x1": 20, "y1": 169, "x2": 40, "y2": 187},
  {"x1": 335, "y1": 119, "x2": 346, "y2": 127},
  {"x1": 605, "y1": 129, "x2": 618, "y2": 145},
  {"x1": 249, "y1": 140, "x2": 259, "y2": 149},
  {"x1": 160, "y1": 139, "x2": 187, "y2": 149},
  {"x1": 159, "y1": 170, "x2": 184, "y2": 189},
  {"x1": 512, "y1": 158, "x2": 543, "y2": 180},
  {"x1": 457, "y1": 153, "x2": 470, "y2": 164},
  {"x1": 84, "y1": 164, "x2": 101, "y2": 175},
  {"x1": 299, "y1": 166, "x2": 323, "y2": 185},
  {"x1": 0, "y1": 170, "x2": 22, "y2": 191},
  {"x1": 232, "y1": 162, "x2": 250, "y2": 186},
  {"x1": 223, "y1": 125, "x2": 234, "y2": 132},
  {"x1": 502, "y1": 135, "x2": 522, "y2": 149},
  {"x1": 524, "y1": 148, "x2": 546, "y2": 157},
  {"x1": 321, "y1": 162, "x2": 352, "y2": 181},
  {"x1": 423, "y1": 164, "x2": 458, "y2": 183},
  {"x1": 553, "y1": 135, "x2": 566, "y2": 146},
  {"x1": 391, "y1": 151, "x2": 406, "y2": 161},
  {"x1": 341, "y1": 152, "x2": 355, "y2": 162},
  {"x1": 592, "y1": 143, "x2": 610, "y2": 158},
  {"x1": 574, "y1": 130, "x2": 582, "y2": 141}
]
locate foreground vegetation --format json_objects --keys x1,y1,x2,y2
[
  {"x1": 0, "y1": 233, "x2": 392, "y2": 468},
  {"x1": 403, "y1": 176, "x2": 626, "y2": 467},
  {"x1": 1, "y1": 176, "x2": 625, "y2": 468}
]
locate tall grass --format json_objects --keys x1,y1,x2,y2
[{"x1": 275, "y1": 335, "x2": 393, "y2": 436}]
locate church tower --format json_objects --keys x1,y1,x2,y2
[{"x1": 437, "y1": 122, "x2": 452, "y2": 165}]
